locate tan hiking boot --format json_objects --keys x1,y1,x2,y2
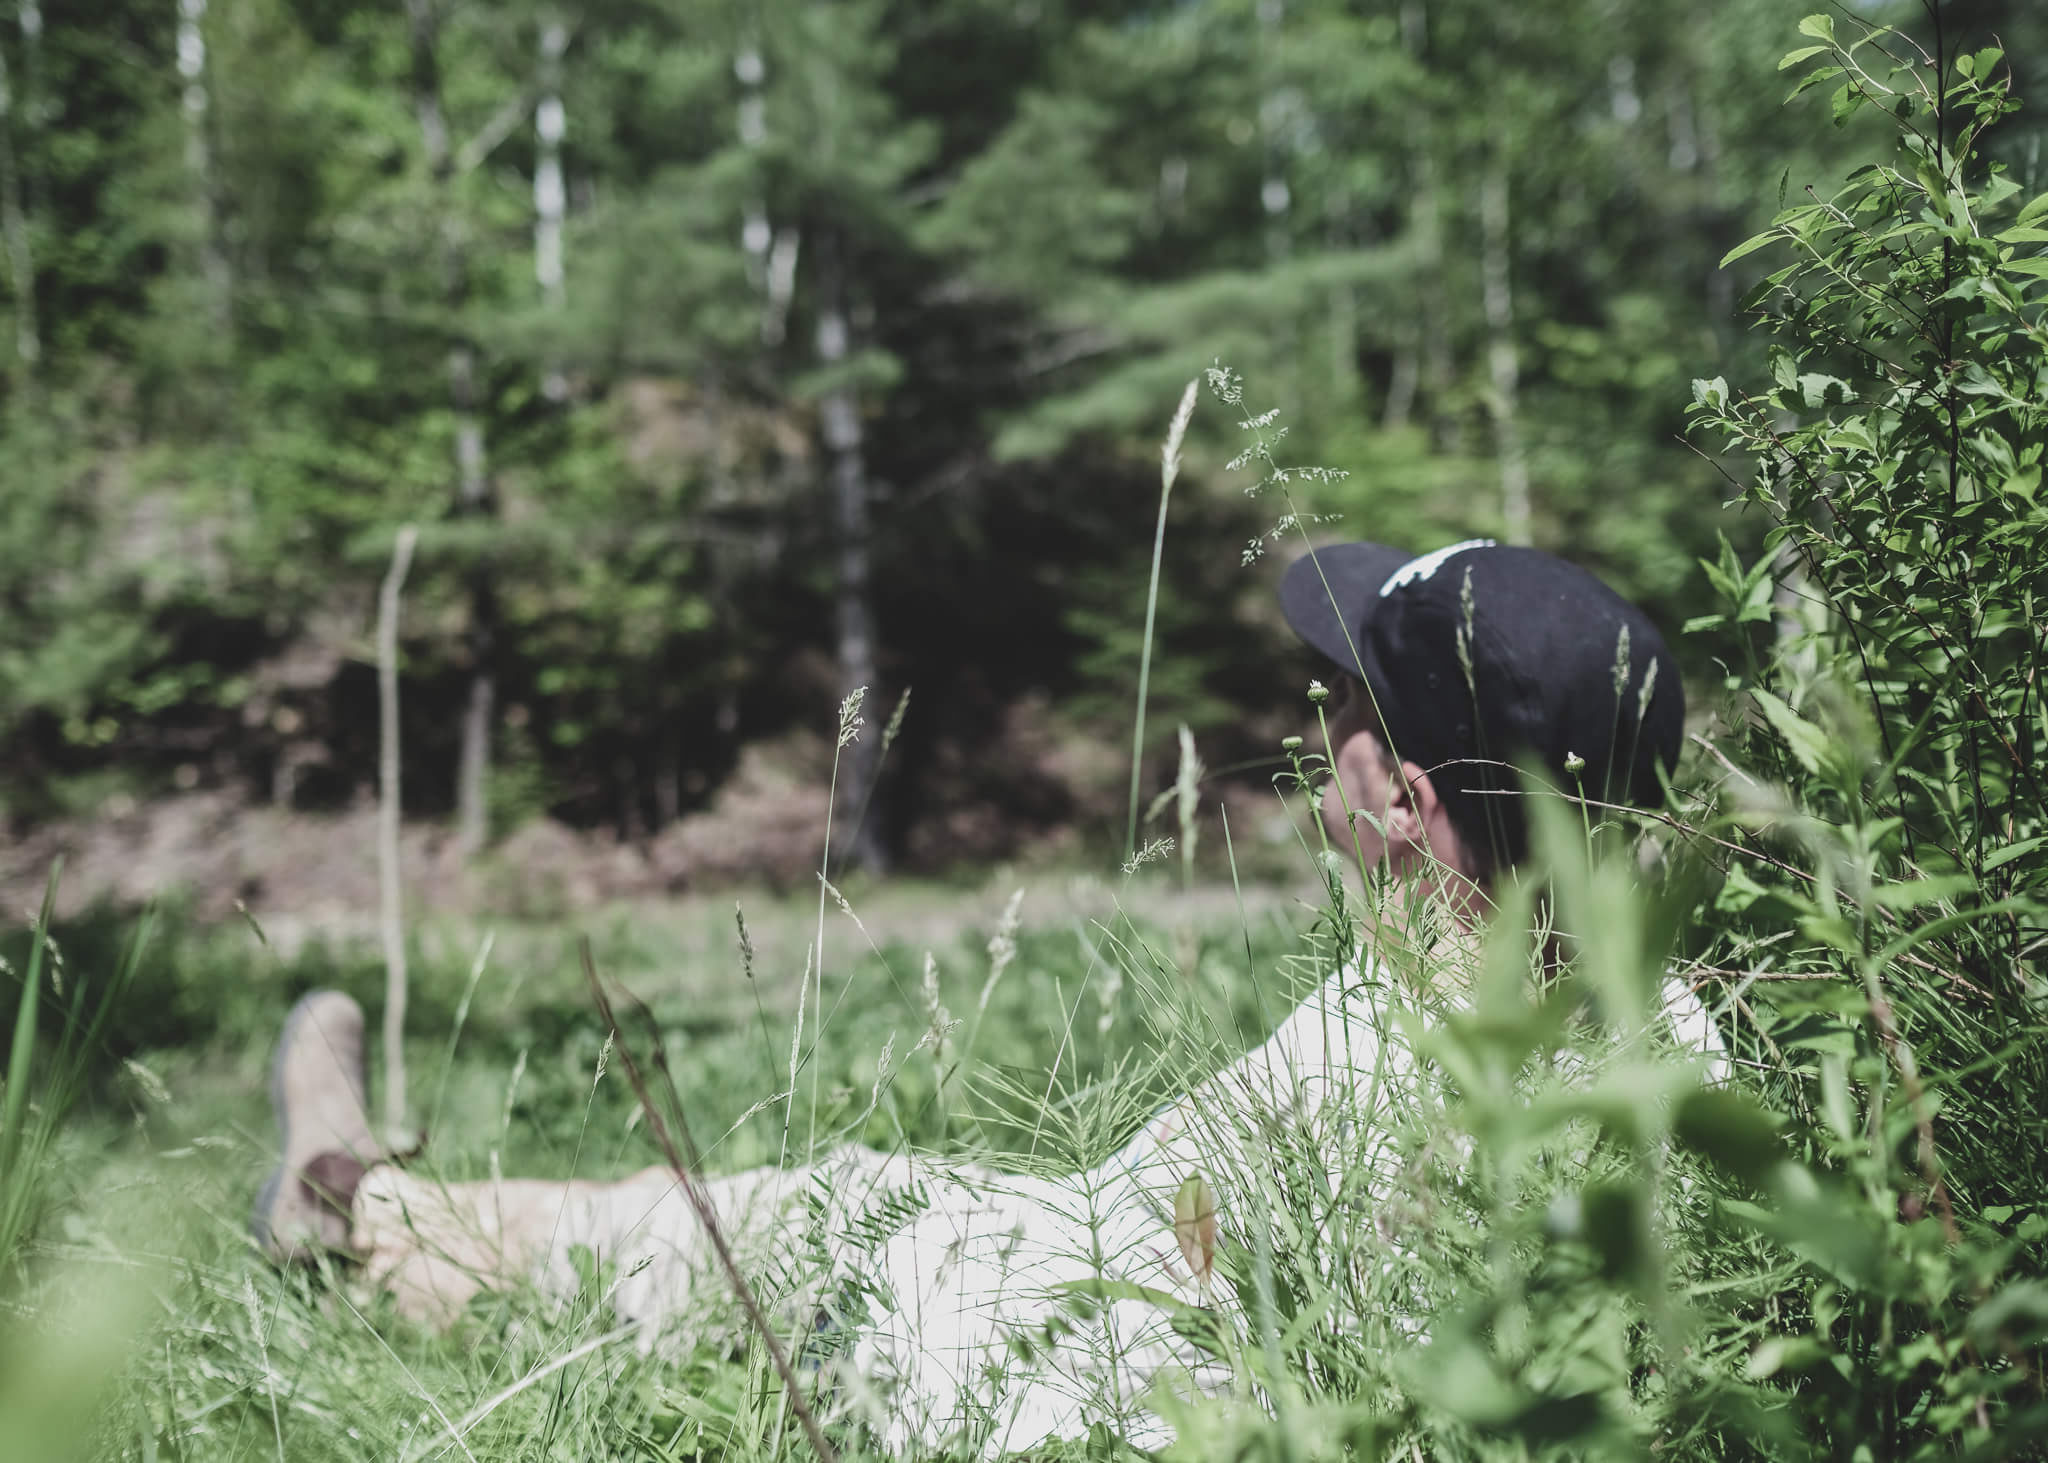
[{"x1": 251, "y1": 990, "x2": 382, "y2": 1262}]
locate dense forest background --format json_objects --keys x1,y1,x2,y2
[{"x1": 4, "y1": 0, "x2": 2045, "y2": 898}]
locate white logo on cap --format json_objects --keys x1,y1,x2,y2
[{"x1": 1378, "y1": 539, "x2": 1497, "y2": 598}]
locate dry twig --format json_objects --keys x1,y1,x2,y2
[{"x1": 580, "y1": 939, "x2": 839, "y2": 1463}]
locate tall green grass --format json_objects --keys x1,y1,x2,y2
[
  {"x1": 1, "y1": 862, "x2": 152, "y2": 1283},
  {"x1": 0, "y1": 863, "x2": 156, "y2": 1463}
]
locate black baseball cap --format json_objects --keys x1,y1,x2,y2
[{"x1": 1279, "y1": 540, "x2": 1683, "y2": 870}]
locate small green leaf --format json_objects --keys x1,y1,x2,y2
[
  {"x1": 1968, "y1": 1281, "x2": 2048, "y2": 1346},
  {"x1": 1581, "y1": 1181, "x2": 1653, "y2": 1285},
  {"x1": 1173, "y1": 1171, "x2": 1218, "y2": 1293},
  {"x1": 1800, "y1": 912, "x2": 1861, "y2": 954},
  {"x1": 1985, "y1": 835, "x2": 2046, "y2": 871},
  {"x1": 1818, "y1": 1055, "x2": 1855, "y2": 1143},
  {"x1": 1714, "y1": 864, "x2": 1771, "y2": 914},
  {"x1": 1751, "y1": 688, "x2": 1830, "y2": 777},
  {"x1": 1779, "y1": 45, "x2": 1830, "y2": 70},
  {"x1": 1866, "y1": 873, "x2": 1976, "y2": 909},
  {"x1": 1746, "y1": 1335, "x2": 1827, "y2": 1380},
  {"x1": 1720, "y1": 233, "x2": 1780, "y2": 268},
  {"x1": 1798, "y1": 372, "x2": 1849, "y2": 406},
  {"x1": 1797, "y1": 13, "x2": 1835, "y2": 42},
  {"x1": 1786, "y1": 64, "x2": 1844, "y2": 102},
  {"x1": 1674, "y1": 1088, "x2": 1785, "y2": 1187}
]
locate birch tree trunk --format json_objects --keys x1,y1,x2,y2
[
  {"x1": 1323, "y1": 187, "x2": 1360, "y2": 404},
  {"x1": 735, "y1": 21, "x2": 799, "y2": 346},
  {"x1": 1388, "y1": 1, "x2": 1451, "y2": 434},
  {"x1": 815, "y1": 232, "x2": 886, "y2": 874},
  {"x1": 735, "y1": 34, "x2": 769, "y2": 291},
  {"x1": 1480, "y1": 143, "x2": 1531, "y2": 546},
  {"x1": 452, "y1": 357, "x2": 496, "y2": 860},
  {"x1": 377, "y1": 526, "x2": 419, "y2": 1144},
  {"x1": 0, "y1": 26, "x2": 34, "y2": 373},
  {"x1": 176, "y1": 0, "x2": 231, "y2": 330},
  {"x1": 763, "y1": 225, "x2": 800, "y2": 348},
  {"x1": 1256, "y1": 0, "x2": 1290, "y2": 267},
  {"x1": 534, "y1": 14, "x2": 567, "y2": 400},
  {"x1": 406, "y1": 0, "x2": 496, "y2": 857}
]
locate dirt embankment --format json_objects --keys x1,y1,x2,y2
[
  {"x1": 3, "y1": 721, "x2": 1298, "y2": 931},
  {"x1": 4, "y1": 735, "x2": 827, "y2": 925}
]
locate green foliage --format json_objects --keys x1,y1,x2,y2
[
  {"x1": 1693, "y1": 18, "x2": 2048, "y2": 918},
  {"x1": 0, "y1": 0, "x2": 1903, "y2": 846},
  {"x1": 0, "y1": 865, "x2": 149, "y2": 1286},
  {"x1": 1677, "y1": 14, "x2": 2048, "y2": 1455}
]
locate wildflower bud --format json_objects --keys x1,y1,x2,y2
[
  {"x1": 1306, "y1": 680, "x2": 1329, "y2": 705},
  {"x1": 1564, "y1": 751, "x2": 1586, "y2": 775},
  {"x1": 1281, "y1": 735, "x2": 1303, "y2": 752}
]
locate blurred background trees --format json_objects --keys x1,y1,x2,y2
[{"x1": 2, "y1": 0, "x2": 2040, "y2": 879}]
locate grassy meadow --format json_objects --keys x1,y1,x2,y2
[
  {"x1": 6, "y1": 20, "x2": 2048, "y2": 1459},
  {"x1": 7, "y1": 871, "x2": 1327, "y2": 1460}
]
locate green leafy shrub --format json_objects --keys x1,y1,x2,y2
[{"x1": 1677, "y1": 13, "x2": 2048, "y2": 1454}]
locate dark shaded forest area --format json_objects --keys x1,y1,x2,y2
[{"x1": 4, "y1": 0, "x2": 2044, "y2": 898}]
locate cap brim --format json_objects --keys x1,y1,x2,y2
[{"x1": 1279, "y1": 542, "x2": 1412, "y2": 682}]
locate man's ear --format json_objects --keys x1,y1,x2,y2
[
  {"x1": 1390, "y1": 760, "x2": 1442, "y2": 845},
  {"x1": 1402, "y1": 761, "x2": 1483, "y2": 880}
]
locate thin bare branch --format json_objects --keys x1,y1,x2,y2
[{"x1": 580, "y1": 941, "x2": 840, "y2": 1463}]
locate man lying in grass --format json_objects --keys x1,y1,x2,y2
[{"x1": 252, "y1": 539, "x2": 1721, "y2": 1456}]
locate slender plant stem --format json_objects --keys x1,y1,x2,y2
[
  {"x1": 1127, "y1": 381, "x2": 1198, "y2": 860},
  {"x1": 377, "y1": 524, "x2": 419, "y2": 1143},
  {"x1": 1126, "y1": 486, "x2": 1173, "y2": 862},
  {"x1": 582, "y1": 942, "x2": 839, "y2": 1463}
]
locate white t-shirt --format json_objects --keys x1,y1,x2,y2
[{"x1": 829, "y1": 956, "x2": 1728, "y2": 1456}]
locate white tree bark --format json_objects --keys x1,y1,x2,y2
[
  {"x1": 405, "y1": 0, "x2": 449, "y2": 164},
  {"x1": 452, "y1": 345, "x2": 496, "y2": 861},
  {"x1": 1480, "y1": 145, "x2": 1530, "y2": 546},
  {"x1": 762, "y1": 227, "x2": 799, "y2": 347},
  {"x1": 535, "y1": 15, "x2": 567, "y2": 400},
  {"x1": 817, "y1": 237, "x2": 886, "y2": 874},
  {"x1": 1256, "y1": 0, "x2": 1290, "y2": 265},
  {"x1": 0, "y1": 27, "x2": 34, "y2": 371},
  {"x1": 1607, "y1": 54, "x2": 1642, "y2": 125},
  {"x1": 735, "y1": 38, "x2": 769, "y2": 290},
  {"x1": 176, "y1": 0, "x2": 231, "y2": 329},
  {"x1": 406, "y1": 0, "x2": 495, "y2": 858},
  {"x1": 1388, "y1": 1, "x2": 1450, "y2": 433},
  {"x1": 734, "y1": 26, "x2": 799, "y2": 347},
  {"x1": 378, "y1": 525, "x2": 420, "y2": 1144}
]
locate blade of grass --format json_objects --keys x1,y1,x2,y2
[{"x1": 0, "y1": 861, "x2": 61, "y2": 1273}]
